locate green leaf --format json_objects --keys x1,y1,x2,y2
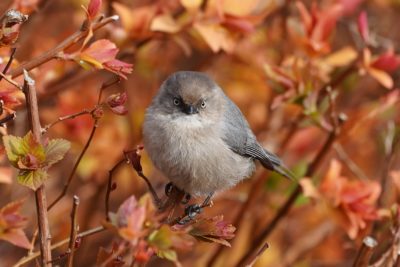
[
  {"x1": 44, "y1": 139, "x2": 71, "y2": 167},
  {"x1": 17, "y1": 170, "x2": 48, "y2": 190},
  {"x1": 22, "y1": 132, "x2": 45, "y2": 163},
  {"x1": 148, "y1": 225, "x2": 172, "y2": 250},
  {"x1": 157, "y1": 249, "x2": 177, "y2": 262},
  {"x1": 3, "y1": 135, "x2": 26, "y2": 167},
  {"x1": 3, "y1": 132, "x2": 46, "y2": 170}
]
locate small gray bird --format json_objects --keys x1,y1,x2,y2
[{"x1": 143, "y1": 71, "x2": 293, "y2": 203}]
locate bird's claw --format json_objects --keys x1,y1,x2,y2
[
  {"x1": 165, "y1": 182, "x2": 174, "y2": 196},
  {"x1": 181, "y1": 193, "x2": 191, "y2": 204},
  {"x1": 177, "y1": 204, "x2": 202, "y2": 225}
]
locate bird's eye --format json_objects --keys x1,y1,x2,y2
[
  {"x1": 200, "y1": 100, "x2": 206, "y2": 109},
  {"x1": 173, "y1": 98, "x2": 181, "y2": 106}
]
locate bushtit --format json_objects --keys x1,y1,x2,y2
[{"x1": 143, "y1": 71, "x2": 293, "y2": 205}]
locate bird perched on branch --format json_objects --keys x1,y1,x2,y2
[{"x1": 143, "y1": 71, "x2": 294, "y2": 220}]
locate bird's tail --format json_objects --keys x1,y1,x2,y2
[{"x1": 261, "y1": 149, "x2": 296, "y2": 181}]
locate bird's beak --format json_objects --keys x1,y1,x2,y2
[{"x1": 183, "y1": 104, "x2": 198, "y2": 115}]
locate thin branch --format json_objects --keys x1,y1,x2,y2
[
  {"x1": 237, "y1": 129, "x2": 338, "y2": 267},
  {"x1": 67, "y1": 196, "x2": 80, "y2": 267},
  {"x1": 334, "y1": 143, "x2": 369, "y2": 180},
  {"x1": 353, "y1": 236, "x2": 378, "y2": 267},
  {"x1": 48, "y1": 119, "x2": 99, "y2": 210},
  {"x1": 23, "y1": 70, "x2": 52, "y2": 266},
  {"x1": 0, "y1": 71, "x2": 22, "y2": 89},
  {"x1": 97, "y1": 76, "x2": 121, "y2": 104},
  {"x1": 13, "y1": 226, "x2": 105, "y2": 267},
  {"x1": 42, "y1": 109, "x2": 93, "y2": 133},
  {"x1": 0, "y1": 112, "x2": 16, "y2": 125},
  {"x1": 0, "y1": 47, "x2": 16, "y2": 81},
  {"x1": 9, "y1": 15, "x2": 119, "y2": 78},
  {"x1": 137, "y1": 171, "x2": 162, "y2": 208},
  {"x1": 245, "y1": 242, "x2": 269, "y2": 267},
  {"x1": 105, "y1": 158, "x2": 126, "y2": 221}
]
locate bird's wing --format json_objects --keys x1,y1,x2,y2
[{"x1": 221, "y1": 97, "x2": 295, "y2": 180}]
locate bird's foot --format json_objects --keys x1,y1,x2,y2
[
  {"x1": 181, "y1": 193, "x2": 191, "y2": 204},
  {"x1": 177, "y1": 192, "x2": 214, "y2": 225},
  {"x1": 178, "y1": 204, "x2": 202, "y2": 225},
  {"x1": 164, "y1": 182, "x2": 174, "y2": 196}
]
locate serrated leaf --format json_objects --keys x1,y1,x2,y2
[
  {"x1": 44, "y1": 139, "x2": 71, "y2": 167},
  {"x1": 17, "y1": 169, "x2": 48, "y2": 190},
  {"x1": 3, "y1": 135, "x2": 27, "y2": 167},
  {"x1": 148, "y1": 225, "x2": 173, "y2": 250}
]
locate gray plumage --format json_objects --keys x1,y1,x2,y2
[{"x1": 143, "y1": 71, "x2": 293, "y2": 196}]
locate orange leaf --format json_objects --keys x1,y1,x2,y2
[
  {"x1": 0, "y1": 199, "x2": 31, "y2": 249},
  {"x1": 367, "y1": 67, "x2": 393, "y2": 89},
  {"x1": 193, "y1": 22, "x2": 235, "y2": 53},
  {"x1": 150, "y1": 14, "x2": 181, "y2": 34}
]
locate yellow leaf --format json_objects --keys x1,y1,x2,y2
[
  {"x1": 193, "y1": 22, "x2": 235, "y2": 53},
  {"x1": 367, "y1": 67, "x2": 393, "y2": 89},
  {"x1": 150, "y1": 14, "x2": 181, "y2": 34},
  {"x1": 209, "y1": 0, "x2": 259, "y2": 17},
  {"x1": 324, "y1": 46, "x2": 358, "y2": 67},
  {"x1": 180, "y1": 0, "x2": 202, "y2": 10},
  {"x1": 79, "y1": 54, "x2": 104, "y2": 69}
]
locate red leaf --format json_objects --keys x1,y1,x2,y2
[
  {"x1": 189, "y1": 215, "x2": 235, "y2": 246},
  {"x1": 107, "y1": 92, "x2": 128, "y2": 115},
  {"x1": 103, "y1": 60, "x2": 133, "y2": 79},
  {"x1": 357, "y1": 11, "x2": 369, "y2": 43},
  {"x1": 116, "y1": 196, "x2": 146, "y2": 242},
  {"x1": 78, "y1": 39, "x2": 133, "y2": 79},
  {"x1": 320, "y1": 159, "x2": 381, "y2": 239},
  {"x1": 0, "y1": 199, "x2": 31, "y2": 249},
  {"x1": 88, "y1": 0, "x2": 102, "y2": 19},
  {"x1": 371, "y1": 50, "x2": 400, "y2": 73},
  {"x1": 221, "y1": 15, "x2": 255, "y2": 33}
]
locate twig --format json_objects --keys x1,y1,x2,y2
[
  {"x1": 0, "y1": 112, "x2": 16, "y2": 124},
  {"x1": 334, "y1": 143, "x2": 369, "y2": 180},
  {"x1": 0, "y1": 71, "x2": 22, "y2": 89},
  {"x1": 245, "y1": 242, "x2": 269, "y2": 267},
  {"x1": 97, "y1": 76, "x2": 121, "y2": 104},
  {"x1": 9, "y1": 15, "x2": 119, "y2": 78},
  {"x1": 0, "y1": 47, "x2": 16, "y2": 81},
  {"x1": 67, "y1": 196, "x2": 80, "y2": 267},
  {"x1": 23, "y1": 70, "x2": 52, "y2": 266},
  {"x1": 237, "y1": 129, "x2": 338, "y2": 267},
  {"x1": 137, "y1": 171, "x2": 162, "y2": 208},
  {"x1": 48, "y1": 119, "x2": 99, "y2": 210},
  {"x1": 123, "y1": 149, "x2": 163, "y2": 208},
  {"x1": 42, "y1": 109, "x2": 93, "y2": 133},
  {"x1": 13, "y1": 226, "x2": 105, "y2": 267},
  {"x1": 105, "y1": 158, "x2": 126, "y2": 221},
  {"x1": 353, "y1": 236, "x2": 378, "y2": 267}
]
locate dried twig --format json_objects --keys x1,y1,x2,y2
[
  {"x1": 105, "y1": 158, "x2": 126, "y2": 221},
  {"x1": 10, "y1": 15, "x2": 119, "y2": 78},
  {"x1": 42, "y1": 109, "x2": 93, "y2": 133},
  {"x1": 22, "y1": 70, "x2": 52, "y2": 266},
  {"x1": 67, "y1": 196, "x2": 80, "y2": 267},
  {"x1": 48, "y1": 119, "x2": 99, "y2": 210},
  {"x1": 13, "y1": 226, "x2": 105, "y2": 267},
  {"x1": 0, "y1": 71, "x2": 22, "y2": 89},
  {"x1": 0, "y1": 47, "x2": 16, "y2": 81},
  {"x1": 353, "y1": 236, "x2": 378, "y2": 267}
]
